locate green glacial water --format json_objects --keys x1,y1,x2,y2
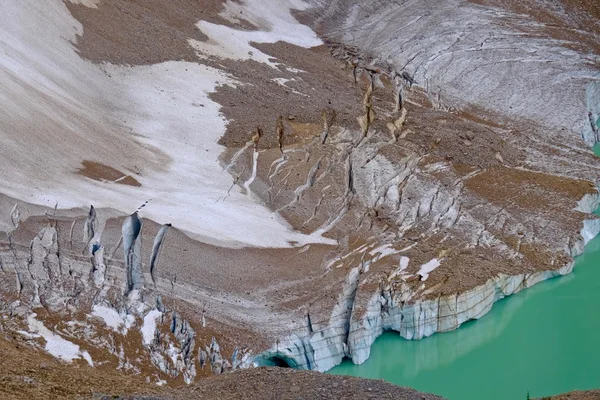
[{"x1": 330, "y1": 148, "x2": 600, "y2": 399}]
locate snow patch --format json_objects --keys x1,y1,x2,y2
[
  {"x1": 369, "y1": 244, "x2": 400, "y2": 262},
  {"x1": 191, "y1": 0, "x2": 322, "y2": 65},
  {"x1": 272, "y1": 77, "x2": 291, "y2": 86},
  {"x1": 17, "y1": 330, "x2": 41, "y2": 339},
  {"x1": 66, "y1": 0, "x2": 100, "y2": 8},
  {"x1": 0, "y1": 0, "x2": 334, "y2": 249},
  {"x1": 417, "y1": 258, "x2": 441, "y2": 281},
  {"x1": 243, "y1": 149, "x2": 260, "y2": 193},
  {"x1": 168, "y1": 343, "x2": 179, "y2": 365},
  {"x1": 399, "y1": 256, "x2": 410, "y2": 272},
  {"x1": 26, "y1": 314, "x2": 93, "y2": 366},
  {"x1": 91, "y1": 305, "x2": 126, "y2": 332},
  {"x1": 141, "y1": 309, "x2": 162, "y2": 345}
]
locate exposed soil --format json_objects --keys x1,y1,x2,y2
[
  {"x1": 175, "y1": 367, "x2": 446, "y2": 400},
  {"x1": 78, "y1": 160, "x2": 141, "y2": 187},
  {"x1": 465, "y1": 166, "x2": 596, "y2": 211},
  {"x1": 210, "y1": 41, "x2": 368, "y2": 149},
  {"x1": 65, "y1": 0, "x2": 257, "y2": 65},
  {"x1": 0, "y1": 330, "x2": 161, "y2": 399},
  {"x1": 541, "y1": 390, "x2": 600, "y2": 400},
  {"x1": 0, "y1": 331, "x2": 444, "y2": 400}
]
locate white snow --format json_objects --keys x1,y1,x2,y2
[
  {"x1": 81, "y1": 351, "x2": 94, "y2": 366},
  {"x1": 325, "y1": 243, "x2": 370, "y2": 270},
  {"x1": 387, "y1": 256, "x2": 410, "y2": 281},
  {"x1": 369, "y1": 244, "x2": 400, "y2": 262},
  {"x1": 141, "y1": 309, "x2": 162, "y2": 345},
  {"x1": 272, "y1": 77, "x2": 291, "y2": 86},
  {"x1": 26, "y1": 314, "x2": 93, "y2": 366},
  {"x1": 91, "y1": 305, "x2": 124, "y2": 331},
  {"x1": 417, "y1": 258, "x2": 441, "y2": 281},
  {"x1": 271, "y1": 77, "x2": 308, "y2": 96},
  {"x1": 0, "y1": 0, "x2": 334, "y2": 249},
  {"x1": 190, "y1": 0, "x2": 322, "y2": 65},
  {"x1": 399, "y1": 256, "x2": 410, "y2": 272},
  {"x1": 17, "y1": 330, "x2": 41, "y2": 339},
  {"x1": 90, "y1": 305, "x2": 135, "y2": 334},
  {"x1": 243, "y1": 149, "x2": 260, "y2": 193}
]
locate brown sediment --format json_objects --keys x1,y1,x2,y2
[
  {"x1": 0, "y1": 324, "x2": 445, "y2": 400},
  {"x1": 0, "y1": 329, "x2": 162, "y2": 399},
  {"x1": 542, "y1": 390, "x2": 600, "y2": 400},
  {"x1": 402, "y1": 93, "x2": 525, "y2": 168},
  {"x1": 64, "y1": 0, "x2": 258, "y2": 65},
  {"x1": 175, "y1": 367, "x2": 446, "y2": 400},
  {"x1": 468, "y1": 0, "x2": 600, "y2": 54},
  {"x1": 455, "y1": 107, "x2": 505, "y2": 129},
  {"x1": 77, "y1": 160, "x2": 141, "y2": 187},
  {"x1": 464, "y1": 166, "x2": 596, "y2": 212},
  {"x1": 210, "y1": 41, "x2": 369, "y2": 149}
]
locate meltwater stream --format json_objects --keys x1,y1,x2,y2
[{"x1": 330, "y1": 152, "x2": 600, "y2": 399}]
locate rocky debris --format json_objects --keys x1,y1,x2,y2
[
  {"x1": 176, "y1": 367, "x2": 446, "y2": 400},
  {"x1": 583, "y1": 82, "x2": 600, "y2": 146},
  {"x1": 0, "y1": 332, "x2": 162, "y2": 399},
  {"x1": 539, "y1": 390, "x2": 600, "y2": 400},
  {"x1": 1, "y1": 0, "x2": 600, "y2": 395},
  {"x1": 0, "y1": 327, "x2": 444, "y2": 399},
  {"x1": 10, "y1": 204, "x2": 20, "y2": 230},
  {"x1": 0, "y1": 206, "x2": 250, "y2": 385}
]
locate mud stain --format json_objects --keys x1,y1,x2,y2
[{"x1": 78, "y1": 160, "x2": 141, "y2": 187}]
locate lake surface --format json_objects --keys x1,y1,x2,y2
[{"x1": 330, "y1": 149, "x2": 600, "y2": 399}]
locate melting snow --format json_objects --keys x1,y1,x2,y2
[
  {"x1": 66, "y1": 0, "x2": 100, "y2": 8},
  {"x1": 191, "y1": 0, "x2": 322, "y2": 65},
  {"x1": 399, "y1": 256, "x2": 410, "y2": 272},
  {"x1": 369, "y1": 244, "x2": 400, "y2": 262},
  {"x1": 325, "y1": 243, "x2": 370, "y2": 270},
  {"x1": 141, "y1": 309, "x2": 162, "y2": 345},
  {"x1": 167, "y1": 343, "x2": 179, "y2": 366},
  {"x1": 272, "y1": 77, "x2": 291, "y2": 86},
  {"x1": 17, "y1": 330, "x2": 41, "y2": 340},
  {"x1": 243, "y1": 149, "x2": 260, "y2": 193},
  {"x1": 92, "y1": 305, "x2": 123, "y2": 331},
  {"x1": 417, "y1": 258, "x2": 441, "y2": 281},
  {"x1": 27, "y1": 314, "x2": 93, "y2": 366},
  {"x1": 91, "y1": 305, "x2": 135, "y2": 334},
  {"x1": 0, "y1": 0, "x2": 334, "y2": 249}
]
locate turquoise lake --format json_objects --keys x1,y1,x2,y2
[{"x1": 330, "y1": 148, "x2": 600, "y2": 399}]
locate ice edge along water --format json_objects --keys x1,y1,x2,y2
[{"x1": 255, "y1": 89, "x2": 600, "y2": 370}]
